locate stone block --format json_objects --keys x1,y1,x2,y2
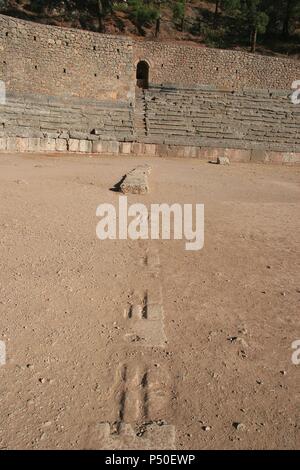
[
  {"x1": 251, "y1": 150, "x2": 270, "y2": 163},
  {"x1": 0, "y1": 137, "x2": 7, "y2": 151},
  {"x1": 132, "y1": 142, "x2": 143, "y2": 155},
  {"x1": 144, "y1": 144, "x2": 156, "y2": 156},
  {"x1": 120, "y1": 142, "x2": 132, "y2": 154},
  {"x1": 69, "y1": 139, "x2": 80, "y2": 152},
  {"x1": 6, "y1": 137, "x2": 17, "y2": 152},
  {"x1": 102, "y1": 141, "x2": 119, "y2": 155},
  {"x1": 282, "y1": 153, "x2": 300, "y2": 164},
  {"x1": 92, "y1": 141, "x2": 103, "y2": 153},
  {"x1": 183, "y1": 146, "x2": 198, "y2": 158},
  {"x1": 217, "y1": 156, "x2": 230, "y2": 165},
  {"x1": 55, "y1": 139, "x2": 67, "y2": 152},
  {"x1": 79, "y1": 139, "x2": 92, "y2": 153},
  {"x1": 224, "y1": 148, "x2": 251, "y2": 163},
  {"x1": 28, "y1": 138, "x2": 40, "y2": 152},
  {"x1": 41, "y1": 138, "x2": 56, "y2": 152},
  {"x1": 155, "y1": 144, "x2": 168, "y2": 157},
  {"x1": 120, "y1": 164, "x2": 151, "y2": 195},
  {"x1": 16, "y1": 137, "x2": 28, "y2": 152}
]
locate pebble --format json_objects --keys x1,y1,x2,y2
[
  {"x1": 202, "y1": 425, "x2": 211, "y2": 431},
  {"x1": 233, "y1": 422, "x2": 245, "y2": 431}
]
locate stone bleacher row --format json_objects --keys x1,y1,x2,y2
[
  {"x1": 0, "y1": 92, "x2": 134, "y2": 143},
  {"x1": 0, "y1": 86, "x2": 299, "y2": 154},
  {"x1": 141, "y1": 86, "x2": 300, "y2": 152}
]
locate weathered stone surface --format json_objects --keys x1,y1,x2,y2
[
  {"x1": 68, "y1": 139, "x2": 80, "y2": 152},
  {"x1": 6, "y1": 137, "x2": 17, "y2": 152},
  {"x1": 217, "y1": 156, "x2": 230, "y2": 165},
  {"x1": 55, "y1": 138, "x2": 67, "y2": 152},
  {"x1": 28, "y1": 138, "x2": 40, "y2": 152},
  {"x1": 92, "y1": 141, "x2": 102, "y2": 153},
  {"x1": 41, "y1": 138, "x2": 56, "y2": 152},
  {"x1": 16, "y1": 137, "x2": 28, "y2": 152},
  {"x1": 102, "y1": 141, "x2": 119, "y2": 155},
  {"x1": 0, "y1": 137, "x2": 7, "y2": 151},
  {"x1": 85, "y1": 422, "x2": 176, "y2": 450},
  {"x1": 120, "y1": 142, "x2": 132, "y2": 154},
  {"x1": 79, "y1": 139, "x2": 92, "y2": 153},
  {"x1": 120, "y1": 164, "x2": 151, "y2": 195},
  {"x1": 282, "y1": 153, "x2": 300, "y2": 164},
  {"x1": 251, "y1": 150, "x2": 270, "y2": 163},
  {"x1": 70, "y1": 131, "x2": 89, "y2": 140},
  {"x1": 224, "y1": 149, "x2": 251, "y2": 163}
]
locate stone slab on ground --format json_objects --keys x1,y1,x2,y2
[
  {"x1": 120, "y1": 164, "x2": 152, "y2": 194},
  {"x1": 217, "y1": 156, "x2": 230, "y2": 165}
]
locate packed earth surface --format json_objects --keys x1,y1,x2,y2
[{"x1": 0, "y1": 152, "x2": 299, "y2": 449}]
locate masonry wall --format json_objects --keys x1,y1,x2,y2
[
  {"x1": 0, "y1": 14, "x2": 135, "y2": 101},
  {"x1": 0, "y1": 14, "x2": 299, "y2": 162},
  {"x1": 135, "y1": 40, "x2": 300, "y2": 91}
]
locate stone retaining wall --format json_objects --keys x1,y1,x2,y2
[
  {"x1": 0, "y1": 14, "x2": 135, "y2": 101},
  {"x1": 1, "y1": 136, "x2": 299, "y2": 165},
  {"x1": 135, "y1": 40, "x2": 300, "y2": 91}
]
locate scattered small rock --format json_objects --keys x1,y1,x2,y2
[
  {"x1": 202, "y1": 425, "x2": 211, "y2": 432},
  {"x1": 233, "y1": 422, "x2": 245, "y2": 431}
]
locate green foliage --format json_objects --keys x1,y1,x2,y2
[
  {"x1": 202, "y1": 24, "x2": 229, "y2": 48},
  {"x1": 243, "y1": 0, "x2": 269, "y2": 32},
  {"x1": 222, "y1": 0, "x2": 242, "y2": 14},
  {"x1": 128, "y1": 0, "x2": 159, "y2": 27},
  {"x1": 172, "y1": 1, "x2": 185, "y2": 21},
  {"x1": 112, "y1": 1, "x2": 129, "y2": 13}
]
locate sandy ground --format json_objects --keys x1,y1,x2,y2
[{"x1": 0, "y1": 152, "x2": 299, "y2": 450}]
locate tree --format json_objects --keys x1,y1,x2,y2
[
  {"x1": 213, "y1": 0, "x2": 220, "y2": 28},
  {"x1": 127, "y1": 0, "x2": 159, "y2": 35},
  {"x1": 172, "y1": 0, "x2": 186, "y2": 32},
  {"x1": 243, "y1": 0, "x2": 269, "y2": 52},
  {"x1": 281, "y1": 0, "x2": 300, "y2": 37},
  {"x1": 154, "y1": 0, "x2": 162, "y2": 37}
]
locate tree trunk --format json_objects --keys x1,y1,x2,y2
[
  {"x1": 155, "y1": 1, "x2": 161, "y2": 38},
  {"x1": 97, "y1": 0, "x2": 105, "y2": 33},
  {"x1": 282, "y1": 0, "x2": 292, "y2": 37},
  {"x1": 213, "y1": 0, "x2": 220, "y2": 28},
  {"x1": 180, "y1": 16, "x2": 185, "y2": 32},
  {"x1": 250, "y1": 26, "x2": 257, "y2": 53},
  {"x1": 155, "y1": 16, "x2": 161, "y2": 37},
  {"x1": 181, "y1": 0, "x2": 186, "y2": 32}
]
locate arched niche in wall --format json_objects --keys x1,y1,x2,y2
[{"x1": 136, "y1": 60, "x2": 149, "y2": 89}]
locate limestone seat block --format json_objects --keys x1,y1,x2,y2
[{"x1": 120, "y1": 164, "x2": 152, "y2": 194}]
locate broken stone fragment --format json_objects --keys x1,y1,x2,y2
[
  {"x1": 217, "y1": 156, "x2": 230, "y2": 165},
  {"x1": 120, "y1": 164, "x2": 151, "y2": 195}
]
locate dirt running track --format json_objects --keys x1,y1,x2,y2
[{"x1": 0, "y1": 153, "x2": 299, "y2": 450}]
